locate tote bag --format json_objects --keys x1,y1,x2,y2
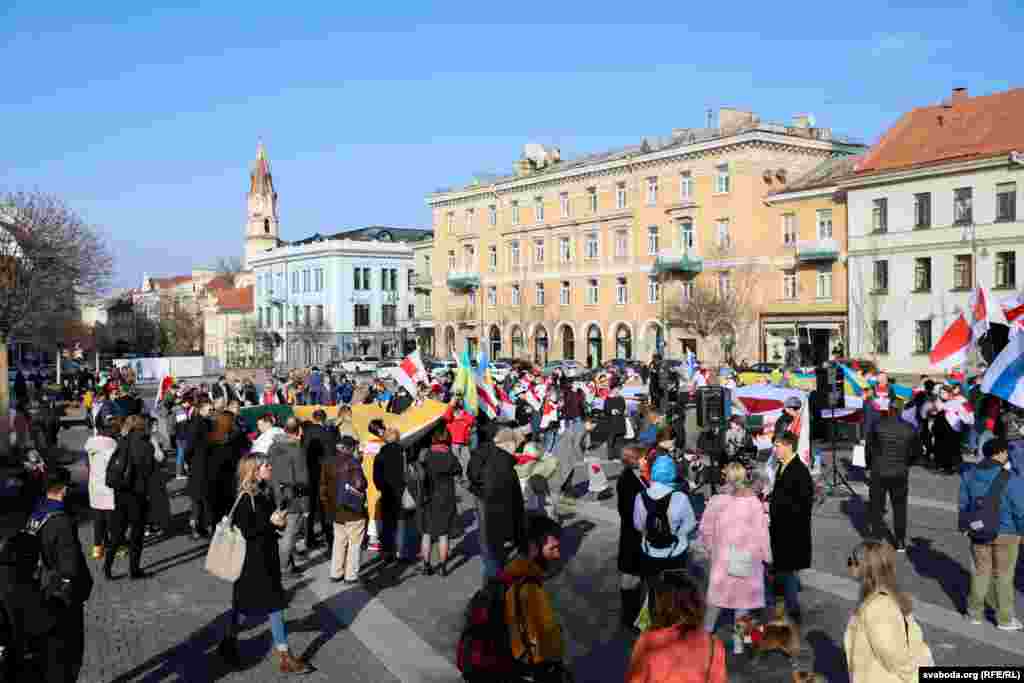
[{"x1": 205, "y1": 493, "x2": 251, "y2": 582}]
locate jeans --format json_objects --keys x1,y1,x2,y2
[
  {"x1": 774, "y1": 570, "x2": 802, "y2": 618},
  {"x1": 176, "y1": 442, "x2": 186, "y2": 475},
  {"x1": 477, "y1": 501, "x2": 505, "y2": 580},
  {"x1": 870, "y1": 473, "x2": 908, "y2": 545},
  {"x1": 968, "y1": 534, "x2": 1020, "y2": 625},
  {"x1": 543, "y1": 428, "x2": 557, "y2": 454},
  {"x1": 230, "y1": 607, "x2": 288, "y2": 649}
]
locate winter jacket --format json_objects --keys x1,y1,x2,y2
[
  {"x1": 633, "y1": 482, "x2": 696, "y2": 559},
  {"x1": 699, "y1": 491, "x2": 771, "y2": 610},
  {"x1": 268, "y1": 435, "x2": 310, "y2": 514},
  {"x1": 468, "y1": 441, "x2": 526, "y2": 552},
  {"x1": 616, "y1": 467, "x2": 647, "y2": 576},
  {"x1": 627, "y1": 627, "x2": 726, "y2": 683},
  {"x1": 872, "y1": 416, "x2": 917, "y2": 478},
  {"x1": 561, "y1": 389, "x2": 585, "y2": 420},
  {"x1": 769, "y1": 455, "x2": 814, "y2": 572},
  {"x1": 844, "y1": 591, "x2": 933, "y2": 682},
  {"x1": 30, "y1": 498, "x2": 94, "y2": 607},
  {"x1": 444, "y1": 406, "x2": 476, "y2": 445},
  {"x1": 958, "y1": 458, "x2": 1024, "y2": 536},
  {"x1": 319, "y1": 452, "x2": 366, "y2": 525},
  {"x1": 121, "y1": 431, "x2": 157, "y2": 498},
  {"x1": 231, "y1": 486, "x2": 287, "y2": 613},
  {"x1": 501, "y1": 558, "x2": 564, "y2": 665},
  {"x1": 373, "y1": 442, "x2": 406, "y2": 505},
  {"x1": 84, "y1": 435, "x2": 117, "y2": 511}
]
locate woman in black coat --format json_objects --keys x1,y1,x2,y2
[
  {"x1": 616, "y1": 445, "x2": 648, "y2": 627},
  {"x1": 768, "y1": 435, "x2": 814, "y2": 622},
  {"x1": 417, "y1": 426, "x2": 461, "y2": 577},
  {"x1": 603, "y1": 381, "x2": 628, "y2": 461},
  {"x1": 217, "y1": 455, "x2": 310, "y2": 674},
  {"x1": 186, "y1": 402, "x2": 213, "y2": 539}
]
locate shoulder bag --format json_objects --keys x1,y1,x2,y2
[{"x1": 205, "y1": 493, "x2": 252, "y2": 582}]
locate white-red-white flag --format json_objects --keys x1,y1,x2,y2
[
  {"x1": 1002, "y1": 294, "x2": 1024, "y2": 335},
  {"x1": 930, "y1": 314, "x2": 974, "y2": 370},
  {"x1": 970, "y1": 286, "x2": 1008, "y2": 338},
  {"x1": 392, "y1": 349, "x2": 429, "y2": 396}
]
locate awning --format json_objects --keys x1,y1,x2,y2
[{"x1": 799, "y1": 323, "x2": 840, "y2": 331}]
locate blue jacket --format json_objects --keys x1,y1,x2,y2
[{"x1": 959, "y1": 458, "x2": 1024, "y2": 535}]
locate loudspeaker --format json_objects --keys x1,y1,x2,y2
[
  {"x1": 696, "y1": 386, "x2": 726, "y2": 428},
  {"x1": 815, "y1": 363, "x2": 845, "y2": 410}
]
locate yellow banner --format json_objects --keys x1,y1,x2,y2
[{"x1": 351, "y1": 400, "x2": 448, "y2": 446}]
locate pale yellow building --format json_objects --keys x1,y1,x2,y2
[
  {"x1": 426, "y1": 109, "x2": 863, "y2": 366},
  {"x1": 411, "y1": 236, "x2": 435, "y2": 355}
]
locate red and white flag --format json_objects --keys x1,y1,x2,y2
[
  {"x1": 970, "y1": 286, "x2": 1008, "y2": 338},
  {"x1": 1002, "y1": 294, "x2": 1024, "y2": 335},
  {"x1": 477, "y1": 378, "x2": 499, "y2": 419},
  {"x1": 930, "y1": 313, "x2": 974, "y2": 370},
  {"x1": 392, "y1": 350, "x2": 429, "y2": 396},
  {"x1": 540, "y1": 400, "x2": 559, "y2": 430}
]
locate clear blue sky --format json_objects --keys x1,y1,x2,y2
[{"x1": 1, "y1": 1, "x2": 1019, "y2": 289}]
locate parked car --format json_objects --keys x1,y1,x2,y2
[
  {"x1": 375, "y1": 361, "x2": 399, "y2": 381},
  {"x1": 341, "y1": 356, "x2": 380, "y2": 374}
]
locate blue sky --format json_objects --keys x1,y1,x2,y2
[{"x1": 1, "y1": 1, "x2": 1019, "y2": 289}]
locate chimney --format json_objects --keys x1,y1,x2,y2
[{"x1": 952, "y1": 87, "x2": 968, "y2": 105}]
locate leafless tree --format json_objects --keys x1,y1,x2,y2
[
  {"x1": 214, "y1": 255, "x2": 244, "y2": 288},
  {"x1": 159, "y1": 300, "x2": 204, "y2": 355},
  {"x1": 665, "y1": 265, "x2": 759, "y2": 366},
  {"x1": 0, "y1": 191, "x2": 113, "y2": 416}
]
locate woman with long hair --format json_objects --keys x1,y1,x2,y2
[
  {"x1": 217, "y1": 455, "x2": 311, "y2": 674},
  {"x1": 626, "y1": 571, "x2": 727, "y2": 682},
  {"x1": 844, "y1": 541, "x2": 932, "y2": 682}
]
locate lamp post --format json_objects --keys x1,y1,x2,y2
[{"x1": 385, "y1": 290, "x2": 399, "y2": 357}]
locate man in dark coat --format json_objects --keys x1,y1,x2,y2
[
  {"x1": 104, "y1": 418, "x2": 156, "y2": 580},
  {"x1": 186, "y1": 399, "x2": 214, "y2": 540},
  {"x1": 211, "y1": 376, "x2": 237, "y2": 403},
  {"x1": 373, "y1": 431, "x2": 414, "y2": 563},
  {"x1": 871, "y1": 408, "x2": 917, "y2": 551},
  {"x1": 861, "y1": 386, "x2": 882, "y2": 471},
  {"x1": 269, "y1": 417, "x2": 309, "y2": 572},
  {"x1": 768, "y1": 431, "x2": 814, "y2": 624},
  {"x1": 616, "y1": 446, "x2": 647, "y2": 627},
  {"x1": 467, "y1": 425, "x2": 526, "y2": 582},
  {"x1": 603, "y1": 380, "x2": 628, "y2": 461},
  {"x1": 301, "y1": 410, "x2": 338, "y2": 549}
]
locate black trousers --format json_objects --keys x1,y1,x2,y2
[
  {"x1": 92, "y1": 508, "x2": 113, "y2": 548},
  {"x1": 870, "y1": 473, "x2": 908, "y2": 544},
  {"x1": 41, "y1": 602, "x2": 84, "y2": 683},
  {"x1": 106, "y1": 493, "x2": 149, "y2": 573}
]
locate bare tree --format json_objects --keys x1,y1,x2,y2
[
  {"x1": 159, "y1": 300, "x2": 204, "y2": 355},
  {"x1": 665, "y1": 265, "x2": 759, "y2": 366},
  {"x1": 214, "y1": 255, "x2": 244, "y2": 288},
  {"x1": 0, "y1": 191, "x2": 113, "y2": 415}
]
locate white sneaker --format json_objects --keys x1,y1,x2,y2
[
  {"x1": 965, "y1": 614, "x2": 983, "y2": 625},
  {"x1": 997, "y1": 618, "x2": 1023, "y2": 631}
]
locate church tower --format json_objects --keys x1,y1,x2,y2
[{"x1": 244, "y1": 140, "x2": 280, "y2": 269}]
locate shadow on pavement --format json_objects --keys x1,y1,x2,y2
[
  {"x1": 905, "y1": 537, "x2": 970, "y2": 614},
  {"x1": 805, "y1": 628, "x2": 850, "y2": 683},
  {"x1": 838, "y1": 495, "x2": 872, "y2": 540}
]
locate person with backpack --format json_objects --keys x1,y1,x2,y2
[
  {"x1": 633, "y1": 455, "x2": 696, "y2": 576},
  {"x1": 319, "y1": 436, "x2": 367, "y2": 583},
  {"x1": 418, "y1": 425, "x2": 461, "y2": 577},
  {"x1": 29, "y1": 466, "x2": 94, "y2": 682},
  {"x1": 844, "y1": 540, "x2": 934, "y2": 682},
  {"x1": 768, "y1": 430, "x2": 814, "y2": 625},
  {"x1": 959, "y1": 437, "x2": 1024, "y2": 630},
  {"x1": 103, "y1": 414, "x2": 156, "y2": 581},
  {"x1": 85, "y1": 415, "x2": 121, "y2": 561},
  {"x1": 268, "y1": 416, "x2": 310, "y2": 575}
]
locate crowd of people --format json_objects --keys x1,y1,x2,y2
[{"x1": 4, "y1": 352, "x2": 1024, "y2": 682}]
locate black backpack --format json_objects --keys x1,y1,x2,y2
[
  {"x1": 641, "y1": 490, "x2": 678, "y2": 551},
  {"x1": 335, "y1": 456, "x2": 368, "y2": 513},
  {"x1": 964, "y1": 470, "x2": 1010, "y2": 544},
  {"x1": 105, "y1": 441, "x2": 134, "y2": 492}
]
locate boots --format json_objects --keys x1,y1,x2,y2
[
  {"x1": 421, "y1": 561, "x2": 434, "y2": 576},
  {"x1": 275, "y1": 649, "x2": 312, "y2": 674},
  {"x1": 438, "y1": 559, "x2": 449, "y2": 578},
  {"x1": 217, "y1": 636, "x2": 241, "y2": 668},
  {"x1": 103, "y1": 550, "x2": 116, "y2": 581},
  {"x1": 620, "y1": 587, "x2": 644, "y2": 630}
]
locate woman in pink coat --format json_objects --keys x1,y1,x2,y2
[{"x1": 698, "y1": 462, "x2": 772, "y2": 653}]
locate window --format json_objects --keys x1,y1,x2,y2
[
  {"x1": 559, "y1": 192, "x2": 570, "y2": 218},
  {"x1": 872, "y1": 198, "x2": 888, "y2": 233},
  {"x1": 586, "y1": 279, "x2": 599, "y2": 305},
  {"x1": 996, "y1": 251, "x2": 1017, "y2": 289},
  {"x1": 408, "y1": 303, "x2": 415, "y2": 319},
  {"x1": 353, "y1": 267, "x2": 370, "y2": 291},
  {"x1": 914, "y1": 193, "x2": 931, "y2": 229},
  {"x1": 488, "y1": 204, "x2": 497, "y2": 226},
  {"x1": 616, "y1": 182, "x2": 627, "y2": 209},
  {"x1": 616, "y1": 277, "x2": 628, "y2": 305},
  {"x1": 303, "y1": 305, "x2": 311, "y2": 325},
  {"x1": 915, "y1": 320, "x2": 932, "y2": 354},
  {"x1": 997, "y1": 182, "x2": 1017, "y2": 222},
  {"x1": 407, "y1": 268, "x2": 414, "y2": 292},
  {"x1": 647, "y1": 225, "x2": 659, "y2": 255},
  {"x1": 382, "y1": 305, "x2": 396, "y2": 328},
  {"x1": 783, "y1": 214, "x2": 797, "y2": 246},
  {"x1": 258, "y1": 308, "x2": 263, "y2": 327},
  {"x1": 316, "y1": 305, "x2": 324, "y2": 326},
  {"x1": 534, "y1": 239, "x2": 545, "y2": 264},
  {"x1": 465, "y1": 208, "x2": 474, "y2": 231},
  {"x1": 447, "y1": 211, "x2": 455, "y2": 234},
  {"x1": 588, "y1": 187, "x2": 598, "y2": 213},
  {"x1": 875, "y1": 321, "x2": 889, "y2": 355},
  {"x1": 873, "y1": 260, "x2": 888, "y2": 292},
  {"x1": 510, "y1": 241, "x2": 520, "y2": 267},
  {"x1": 681, "y1": 281, "x2": 694, "y2": 301},
  {"x1": 391, "y1": 268, "x2": 399, "y2": 291},
  {"x1": 585, "y1": 233, "x2": 598, "y2": 259},
  {"x1": 716, "y1": 219, "x2": 730, "y2": 249},
  {"x1": 535, "y1": 283, "x2": 545, "y2": 306},
  {"x1": 448, "y1": 250, "x2": 456, "y2": 272},
  {"x1": 511, "y1": 284, "x2": 520, "y2": 306},
  {"x1": 615, "y1": 230, "x2": 628, "y2": 259},
  {"x1": 816, "y1": 267, "x2": 833, "y2": 300},
  {"x1": 913, "y1": 257, "x2": 932, "y2": 291},
  {"x1": 425, "y1": 254, "x2": 430, "y2": 275},
  {"x1": 534, "y1": 197, "x2": 544, "y2": 223},
  {"x1": 647, "y1": 276, "x2": 660, "y2": 303},
  {"x1": 954, "y1": 187, "x2": 973, "y2": 224},
  {"x1": 463, "y1": 246, "x2": 474, "y2": 272},
  {"x1": 783, "y1": 271, "x2": 797, "y2": 300},
  {"x1": 511, "y1": 200, "x2": 520, "y2": 225},
  {"x1": 303, "y1": 270, "x2": 311, "y2": 292},
  {"x1": 680, "y1": 171, "x2": 692, "y2": 200},
  {"x1": 276, "y1": 307, "x2": 283, "y2": 328},
  {"x1": 488, "y1": 245, "x2": 497, "y2": 271},
  {"x1": 468, "y1": 290, "x2": 477, "y2": 307},
  {"x1": 646, "y1": 177, "x2": 658, "y2": 205},
  {"x1": 292, "y1": 271, "x2": 300, "y2": 293},
  {"x1": 424, "y1": 294, "x2": 431, "y2": 314},
  {"x1": 487, "y1": 286, "x2": 497, "y2": 306},
  {"x1": 816, "y1": 209, "x2": 833, "y2": 240},
  {"x1": 318, "y1": 268, "x2": 325, "y2": 291},
  {"x1": 354, "y1": 304, "x2": 370, "y2": 328},
  {"x1": 715, "y1": 163, "x2": 730, "y2": 193},
  {"x1": 559, "y1": 236, "x2": 571, "y2": 263},
  {"x1": 954, "y1": 254, "x2": 973, "y2": 289},
  {"x1": 560, "y1": 281, "x2": 570, "y2": 306},
  {"x1": 680, "y1": 219, "x2": 695, "y2": 250},
  {"x1": 718, "y1": 272, "x2": 731, "y2": 298}
]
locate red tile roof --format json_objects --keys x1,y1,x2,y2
[
  {"x1": 203, "y1": 275, "x2": 233, "y2": 292},
  {"x1": 216, "y1": 286, "x2": 254, "y2": 313},
  {"x1": 856, "y1": 88, "x2": 1024, "y2": 175},
  {"x1": 152, "y1": 274, "x2": 193, "y2": 289}
]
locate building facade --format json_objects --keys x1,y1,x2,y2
[
  {"x1": 846, "y1": 87, "x2": 1024, "y2": 374},
  {"x1": 426, "y1": 108, "x2": 863, "y2": 365},
  {"x1": 411, "y1": 236, "x2": 435, "y2": 356},
  {"x1": 251, "y1": 227, "x2": 431, "y2": 367},
  {"x1": 203, "y1": 285, "x2": 258, "y2": 368},
  {"x1": 762, "y1": 156, "x2": 858, "y2": 366}
]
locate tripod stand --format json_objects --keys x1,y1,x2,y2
[{"x1": 824, "y1": 398, "x2": 857, "y2": 498}]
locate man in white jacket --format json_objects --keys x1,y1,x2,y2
[{"x1": 251, "y1": 413, "x2": 285, "y2": 455}]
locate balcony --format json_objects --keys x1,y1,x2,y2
[
  {"x1": 795, "y1": 239, "x2": 839, "y2": 262},
  {"x1": 653, "y1": 249, "x2": 703, "y2": 274},
  {"x1": 410, "y1": 271, "x2": 432, "y2": 292},
  {"x1": 447, "y1": 271, "x2": 480, "y2": 290},
  {"x1": 454, "y1": 307, "x2": 479, "y2": 327}
]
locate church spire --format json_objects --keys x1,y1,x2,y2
[{"x1": 250, "y1": 140, "x2": 274, "y2": 195}]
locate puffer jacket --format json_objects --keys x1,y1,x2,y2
[
  {"x1": 958, "y1": 458, "x2": 1024, "y2": 535},
  {"x1": 501, "y1": 558, "x2": 564, "y2": 665},
  {"x1": 844, "y1": 591, "x2": 933, "y2": 682},
  {"x1": 872, "y1": 416, "x2": 917, "y2": 478}
]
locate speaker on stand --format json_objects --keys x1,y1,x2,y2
[{"x1": 817, "y1": 362, "x2": 855, "y2": 497}]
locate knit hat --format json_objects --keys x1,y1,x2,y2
[{"x1": 650, "y1": 455, "x2": 677, "y2": 485}]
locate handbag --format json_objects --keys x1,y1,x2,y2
[
  {"x1": 401, "y1": 487, "x2": 417, "y2": 511},
  {"x1": 624, "y1": 417, "x2": 635, "y2": 440},
  {"x1": 726, "y1": 543, "x2": 754, "y2": 578},
  {"x1": 851, "y1": 442, "x2": 867, "y2": 468},
  {"x1": 205, "y1": 493, "x2": 251, "y2": 582}
]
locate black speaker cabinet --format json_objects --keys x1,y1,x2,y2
[{"x1": 696, "y1": 386, "x2": 726, "y2": 427}]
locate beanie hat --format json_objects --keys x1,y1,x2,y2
[{"x1": 651, "y1": 455, "x2": 677, "y2": 485}]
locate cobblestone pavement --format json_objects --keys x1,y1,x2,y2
[{"x1": 21, "y1": 423, "x2": 1024, "y2": 682}]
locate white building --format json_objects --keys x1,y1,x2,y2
[
  {"x1": 845, "y1": 87, "x2": 1024, "y2": 374},
  {"x1": 250, "y1": 226, "x2": 432, "y2": 367}
]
